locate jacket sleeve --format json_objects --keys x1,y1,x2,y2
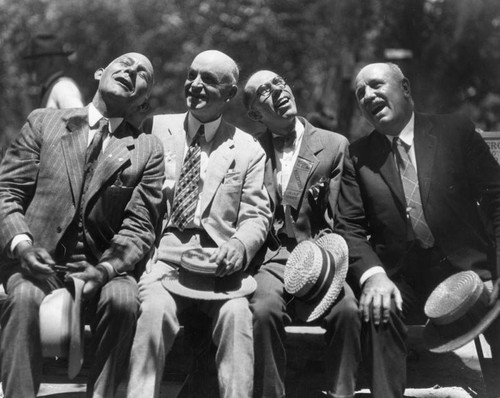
[
  {"x1": 334, "y1": 146, "x2": 384, "y2": 284},
  {"x1": 0, "y1": 110, "x2": 44, "y2": 253}
]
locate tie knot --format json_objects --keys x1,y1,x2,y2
[
  {"x1": 273, "y1": 130, "x2": 296, "y2": 151},
  {"x1": 392, "y1": 136, "x2": 409, "y2": 151},
  {"x1": 95, "y1": 118, "x2": 109, "y2": 133}
]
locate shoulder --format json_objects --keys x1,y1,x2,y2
[
  {"x1": 226, "y1": 121, "x2": 263, "y2": 151},
  {"x1": 145, "y1": 113, "x2": 186, "y2": 135},
  {"x1": 301, "y1": 117, "x2": 349, "y2": 149},
  {"x1": 416, "y1": 112, "x2": 476, "y2": 141}
]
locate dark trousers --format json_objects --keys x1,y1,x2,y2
[
  {"x1": 0, "y1": 271, "x2": 138, "y2": 398},
  {"x1": 250, "y1": 254, "x2": 362, "y2": 398},
  {"x1": 363, "y1": 246, "x2": 500, "y2": 398}
]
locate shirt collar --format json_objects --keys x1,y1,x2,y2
[
  {"x1": 188, "y1": 112, "x2": 222, "y2": 143},
  {"x1": 88, "y1": 103, "x2": 124, "y2": 134},
  {"x1": 385, "y1": 112, "x2": 414, "y2": 147}
]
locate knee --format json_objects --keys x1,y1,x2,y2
[
  {"x1": 219, "y1": 298, "x2": 251, "y2": 321},
  {"x1": 100, "y1": 289, "x2": 139, "y2": 324},
  {"x1": 250, "y1": 294, "x2": 284, "y2": 328}
]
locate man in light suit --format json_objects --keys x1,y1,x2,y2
[
  {"x1": 0, "y1": 52, "x2": 165, "y2": 398},
  {"x1": 243, "y1": 70, "x2": 361, "y2": 398},
  {"x1": 335, "y1": 62, "x2": 500, "y2": 397},
  {"x1": 126, "y1": 50, "x2": 271, "y2": 398}
]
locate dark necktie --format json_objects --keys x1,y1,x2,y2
[
  {"x1": 392, "y1": 136, "x2": 435, "y2": 248},
  {"x1": 273, "y1": 130, "x2": 296, "y2": 152},
  {"x1": 82, "y1": 118, "x2": 107, "y2": 200},
  {"x1": 170, "y1": 125, "x2": 204, "y2": 230}
]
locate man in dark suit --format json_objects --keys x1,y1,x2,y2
[
  {"x1": 126, "y1": 50, "x2": 271, "y2": 398},
  {"x1": 0, "y1": 52, "x2": 165, "y2": 398},
  {"x1": 243, "y1": 70, "x2": 361, "y2": 398},
  {"x1": 335, "y1": 62, "x2": 500, "y2": 397}
]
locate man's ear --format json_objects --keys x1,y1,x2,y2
[
  {"x1": 225, "y1": 85, "x2": 238, "y2": 102},
  {"x1": 94, "y1": 68, "x2": 104, "y2": 81},
  {"x1": 138, "y1": 101, "x2": 150, "y2": 113},
  {"x1": 248, "y1": 109, "x2": 262, "y2": 122},
  {"x1": 402, "y1": 78, "x2": 411, "y2": 98}
]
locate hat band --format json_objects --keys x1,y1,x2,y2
[
  {"x1": 427, "y1": 288, "x2": 490, "y2": 339},
  {"x1": 298, "y1": 249, "x2": 336, "y2": 303},
  {"x1": 179, "y1": 267, "x2": 242, "y2": 293}
]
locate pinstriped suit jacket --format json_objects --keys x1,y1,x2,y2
[{"x1": 0, "y1": 106, "x2": 165, "y2": 281}]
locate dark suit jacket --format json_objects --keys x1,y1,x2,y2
[
  {"x1": 0, "y1": 107, "x2": 165, "y2": 281},
  {"x1": 336, "y1": 112, "x2": 500, "y2": 284},
  {"x1": 259, "y1": 117, "x2": 349, "y2": 252}
]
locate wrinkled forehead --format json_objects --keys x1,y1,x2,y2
[
  {"x1": 355, "y1": 63, "x2": 397, "y2": 88},
  {"x1": 109, "y1": 53, "x2": 154, "y2": 74}
]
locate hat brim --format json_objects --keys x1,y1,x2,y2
[
  {"x1": 423, "y1": 300, "x2": 500, "y2": 353},
  {"x1": 161, "y1": 268, "x2": 257, "y2": 300},
  {"x1": 39, "y1": 275, "x2": 84, "y2": 379},
  {"x1": 295, "y1": 234, "x2": 349, "y2": 322},
  {"x1": 68, "y1": 277, "x2": 84, "y2": 379}
]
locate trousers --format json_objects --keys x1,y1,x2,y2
[
  {"x1": 250, "y1": 257, "x2": 361, "y2": 398},
  {"x1": 0, "y1": 271, "x2": 138, "y2": 398}
]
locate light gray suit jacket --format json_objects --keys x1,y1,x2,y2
[
  {"x1": 147, "y1": 113, "x2": 272, "y2": 267},
  {"x1": 0, "y1": 107, "x2": 165, "y2": 281}
]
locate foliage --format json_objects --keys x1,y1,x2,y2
[{"x1": 0, "y1": 0, "x2": 499, "y2": 151}]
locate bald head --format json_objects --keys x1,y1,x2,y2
[
  {"x1": 354, "y1": 62, "x2": 413, "y2": 136},
  {"x1": 184, "y1": 50, "x2": 239, "y2": 122}
]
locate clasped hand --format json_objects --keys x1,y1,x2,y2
[{"x1": 15, "y1": 243, "x2": 106, "y2": 299}]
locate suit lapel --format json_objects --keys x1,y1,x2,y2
[
  {"x1": 200, "y1": 121, "x2": 234, "y2": 215},
  {"x1": 61, "y1": 108, "x2": 88, "y2": 205},
  {"x1": 85, "y1": 122, "x2": 134, "y2": 202},
  {"x1": 282, "y1": 118, "x2": 319, "y2": 210},
  {"x1": 414, "y1": 113, "x2": 436, "y2": 205},
  {"x1": 371, "y1": 131, "x2": 406, "y2": 210}
]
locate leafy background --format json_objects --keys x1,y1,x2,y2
[{"x1": 1, "y1": 0, "x2": 500, "y2": 153}]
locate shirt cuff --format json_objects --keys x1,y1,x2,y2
[
  {"x1": 98, "y1": 262, "x2": 125, "y2": 281},
  {"x1": 10, "y1": 234, "x2": 32, "y2": 258},
  {"x1": 359, "y1": 266, "x2": 386, "y2": 286}
]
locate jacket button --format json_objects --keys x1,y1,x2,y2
[{"x1": 56, "y1": 226, "x2": 62, "y2": 233}]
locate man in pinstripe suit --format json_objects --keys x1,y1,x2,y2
[{"x1": 0, "y1": 52, "x2": 165, "y2": 398}]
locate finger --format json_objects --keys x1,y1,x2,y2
[
  {"x1": 372, "y1": 293, "x2": 382, "y2": 325},
  {"x1": 359, "y1": 292, "x2": 371, "y2": 322},
  {"x1": 212, "y1": 247, "x2": 228, "y2": 265},
  {"x1": 393, "y1": 287, "x2": 403, "y2": 313},
  {"x1": 381, "y1": 293, "x2": 392, "y2": 324},
  {"x1": 215, "y1": 261, "x2": 229, "y2": 277},
  {"x1": 83, "y1": 281, "x2": 98, "y2": 300},
  {"x1": 65, "y1": 262, "x2": 85, "y2": 272},
  {"x1": 36, "y1": 250, "x2": 55, "y2": 266}
]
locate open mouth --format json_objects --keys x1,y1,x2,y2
[
  {"x1": 275, "y1": 96, "x2": 289, "y2": 110},
  {"x1": 188, "y1": 91, "x2": 207, "y2": 101},
  {"x1": 115, "y1": 76, "x2": 133, "y2": 91},
  {"x1": 370, "y1": 103, "x2": 386, "y2": 116}
]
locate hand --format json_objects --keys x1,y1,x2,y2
[
  {"x1": 360, "y1": 273, "x2": 403, "y2": 325},
  {"x1": 489, "y1": 278, "x2": 500, "y2": 306},
  {"x1": 64, "y1": 261, "x2": 108, "y2": 299},
  {"x1": 211, "y1": 239, "x2": 246, "y2": 277},
  {"x1": 15, "y1": 241, "x2": 55, "y2": 280}
]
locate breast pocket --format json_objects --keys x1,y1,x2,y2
[{"x1": 221, "y1": 170, "x2": 242, "y2": 193}]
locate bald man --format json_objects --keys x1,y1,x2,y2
[
  {"x1": 0, "y1": 52, "x2": 164, "y2": 398},
  {"x1": 126, "y1": 50, "x2": 271, "y2": 398},
  {"x1": 335, "y1": 62, "x2": 500, "y2": 397},
  {"x1": 243, "y1": 70, "x2": 360, "y2": 398}
]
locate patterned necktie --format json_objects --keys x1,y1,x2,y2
[
  {"x1": 393, "y1": 137, "x2": 435, "y2": 248},
  {"x1": 170, "y1": 125, "x2": 204, "y2": 230},
  {"x1": 273, "y1": 130, "x2": 296, "y2": 152}
]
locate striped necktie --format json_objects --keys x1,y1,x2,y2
[
  {"x1": 393, "y1": 137, "x2": 435, "y2": 248},
  {"x1": 170, "y1": 125, "x2": 204, "y2": 230},
  {"x1": 82, "y1": 118, "x2": 108, "y2": 199}
]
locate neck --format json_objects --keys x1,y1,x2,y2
[{"x1": 268, "y1": 117, "x2": 296, "y2": 137}]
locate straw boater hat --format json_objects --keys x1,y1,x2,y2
[
  {"x1": 285, "y1": 233, "x2": 348, "y2": 322},
  {"x1": 23, "y1": 33, "x2": 74, "y2": 59},
  {"x1": 39, "y1": 275, "x2": 84, "y2": 379},
  {"x1": 162, "y1": 247, "x2": 257, "y2": 300},
  {"x1": 423, "y1": 270, "x2": 500, "y2": 353}
]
